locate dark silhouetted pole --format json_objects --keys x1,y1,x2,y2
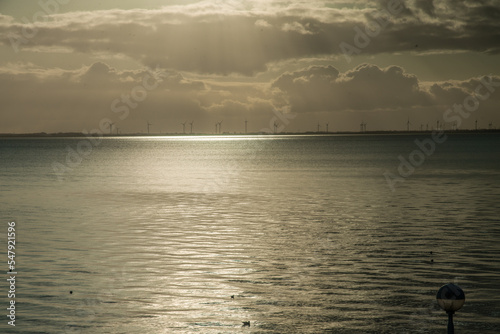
[{"x1": 447, "y1": 311, "x2": 454, "y2": 334}]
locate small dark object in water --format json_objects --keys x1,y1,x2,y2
[
  {"x1": 69, "y1": 291, "x2": 73, "y2": 294},
  {"x1": 231, "y1": 295, "x2": 234, "y2": 299},
  {"x1": 242, "y1": 321, "x2": 250, "y2": 327},
  {"x1": 430, "y1": 251, "x2": 433, "y2": 255},
  {"x1": 430, "y1": 259, "x2": 434, "y2": 263}
]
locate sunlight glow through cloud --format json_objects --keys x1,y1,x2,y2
[{"x1": 0, "y1": 0, "x2": 499, "y2": 133}]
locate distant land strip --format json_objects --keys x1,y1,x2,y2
[{"x1": 1, "y1": 129, "x2": 499, "y2": 137}]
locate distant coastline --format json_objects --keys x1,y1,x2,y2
[{"x1": 0, "y1": 129, "x2": 499, "y2": 138}]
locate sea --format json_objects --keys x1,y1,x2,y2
[{"x1": 0, "y1": 133, "x2": 499, "y2": 333}]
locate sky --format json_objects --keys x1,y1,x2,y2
[{"x1": 0, "y1": 0, "x2": 499, "y2": 134}]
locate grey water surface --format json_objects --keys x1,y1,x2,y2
[{"x1": 1, "y1": 134, "x2": 499, "y2": 333}]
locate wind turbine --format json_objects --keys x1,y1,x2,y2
[
  {"x1": 181, "y1": 122, "x2": 186, "y2": 134},
  {"x1": 147, "y1": 121, "x2": 152, "y2": 135},
  {"x1": 406, "y1": 118, "x2": 411, "y2": 132},
  {"x1": 360, "y1": 120, "x2": 366, "y2": 133},
  {"x1": 273, "y1": 121, "x2": 278, "y2": 134},
  {"x1": 244, "y1": 119, "x2": 248, "y2": 134},
  {"x1": 107, "y1": 121, "x2": 115, "y2": 135},
  {"x1": 317, "y1": 122, "x2": 320, "y2": 133},
  {"x1": 218, "y1": 120, "x2": 223, "y2": 134},
  {"x1": 189, "y1": 121, "x2": 193, "y2": 134},
  {"x1": 475, "y1": 119, "x2": 478, "y2": 130},
  {"x1": 326, "y1": 123, "x2": 329, "y2": 133}
]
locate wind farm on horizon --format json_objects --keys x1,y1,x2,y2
[{"x1": 2, "y1": 118, "x2": 498, "y2": 137}]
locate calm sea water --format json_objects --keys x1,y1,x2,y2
[{"x1": 1, "y1": 134, "x2": 500, "y2": 333}]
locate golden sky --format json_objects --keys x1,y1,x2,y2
[{"x1": 1, "y1": 0, "x2": 499, "y2": 133}]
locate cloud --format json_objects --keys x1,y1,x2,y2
[
  {"x1": 0, "y1": 62, "x2": 206, "y2": 132},
  {"x1": 0, "y1": 61, "x2": 284, "y2": 133},
  {"x1": 272, "y1": 63, "x2": 433, "y2": 113},
  {"x1": 281, "y1": 22, "x2": 315, "y2": 35},
  {"x1": 0, "y1": 1, "x2": 499, "y2": 75},
  {"x1": 430, "y1": 76, "x2": 500, "y2": 106},
  {"x1": 414, "y1": 0, "x2": 436, "y2": 17},
  {"x1": 1, "y1": 60, "x2": 498, "y2": 133},
  {"x1": 270, "y1": 63, "x2": 500, "y2": 131}
]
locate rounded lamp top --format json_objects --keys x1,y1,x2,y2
[{"x1": 436, "y1": 283, "x2": 465, "y2": 313}]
